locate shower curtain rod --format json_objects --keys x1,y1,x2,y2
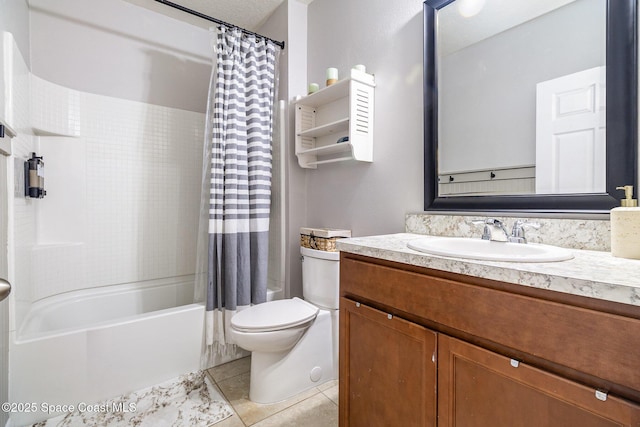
[{"x1": 154, "y1": 0, "x2": 285, "y2": 49}]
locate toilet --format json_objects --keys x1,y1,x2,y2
[{"x1": 229, "y1": 246, "x2": 340, "y2": 404}]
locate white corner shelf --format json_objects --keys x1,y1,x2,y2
[{"x1": 295, "y1": 69, "x2": 375, "y2": 169}]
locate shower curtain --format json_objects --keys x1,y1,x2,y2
[{"x1": 197, "y1": 26, "x2": 281, "y2": 360}]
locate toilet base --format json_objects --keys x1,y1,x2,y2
[{"x1": 248, "y1": 308, "x2": 338, "y2": 404}]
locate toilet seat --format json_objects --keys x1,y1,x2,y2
[{"x1": 231, "y1": 297, "x2": 319, "y2": 333}]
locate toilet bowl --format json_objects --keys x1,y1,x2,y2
[
  {"x1": 229, "y1": 246, "x2": 340, "y2": 404},
  {"x1": 231, "y1": 298, "x2": 318, "y2": 353}
]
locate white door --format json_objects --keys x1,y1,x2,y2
[
  {"x1": 0, "y1": 153, "x2": 9, "y2": 427},
  {"x1": 535, "y1": 66, "x2": 606, "y2": 194}
]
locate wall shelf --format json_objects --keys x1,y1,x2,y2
[
  {"x1": 295, "y1": 69, "x2": 375, "y2": 169},
  {"x1": 297, "y1": 141, "x2": 353, "y2": 156},
  {"x1": 298, "y1": 118, "x2": 349, "y2": 138}
]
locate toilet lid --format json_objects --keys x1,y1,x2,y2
[{"x1": 231, "y1": 297, "x2": 319, "y2": 332}]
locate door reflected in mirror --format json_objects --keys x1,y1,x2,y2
[{"x1": 437, "y1": 0, "x2": 607, "y2": 197}]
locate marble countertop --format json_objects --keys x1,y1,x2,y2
[{"x1": 336, "y1": 233, "x2": 640, "y2": 308}]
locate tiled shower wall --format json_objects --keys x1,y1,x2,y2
[
  {"x1": 7, "y1": 34, "x2": 37, "y2": 332},
  {"x1": 26, "y1": 76, "x2": 204, "y2": 302}
]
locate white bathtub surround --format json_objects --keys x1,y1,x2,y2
[
  {"x1": 337, "y1": 234, "x2": 640, "y2": 307},
  {"x1": 10, "y1": 276, "x2": 204, "y2": 426},
  {"x1": 8, "y1": 76, "x2": 207, "y2": 418},
  {"x1": 33, "y1": 371, "x2": 232, "y2": 427},
  {"x1": 405, "y1": 213, "x2": 611, "y2": 251},
  {"x1": 25, "y1": 75, "x2": 204, "y2": 304}
]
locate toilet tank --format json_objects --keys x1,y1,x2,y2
[{"x1": 301, "y1": 246, "x2": 340, "y2": 309}]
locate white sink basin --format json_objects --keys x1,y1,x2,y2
[{"x1": 407, "y1": 237, "x2": 574, "y2": 263}]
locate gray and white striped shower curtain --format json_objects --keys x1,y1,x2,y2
[{"x1": 201, "y1": 27, "x2": 281, "y2": 356}]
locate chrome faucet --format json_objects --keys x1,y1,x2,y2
[
  {"x1": 509, "y1": 220, "x2": 541, "y2": 244},
  {"x1": 471, "y1": 218, "x2": 509, "y2": 242}
]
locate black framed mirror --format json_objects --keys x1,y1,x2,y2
[{"x1": 424, "y1": 0, "x2": 638, "y2": 212}]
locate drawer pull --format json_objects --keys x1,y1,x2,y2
[
  {"x1": 355, "y1": 302, "x2": 361, "y2": 308},
  {"x1": 595, "y1": 390, "x2": 608, "y2": 401},
  {"x1": 510, "y1": 359, "x2": 520, "y2": 368},
  {"x1": 387, "y1": 314, "x2": 393, "y2": 320}
]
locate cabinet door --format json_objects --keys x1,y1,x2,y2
[
  {"x1": 438, "y1": 335, "x2": 640, "y2": 427},
  {"x1": 339, "y1": 298, "x2": 437, "y2": 427}
]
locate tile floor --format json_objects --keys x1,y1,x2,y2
[{"x1": 206, "y1": 357, "x2": 339, "y2": 427}]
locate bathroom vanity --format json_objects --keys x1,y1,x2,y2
[{"x1": 337, "y1": 234, "x2": 640, "y2": 426}]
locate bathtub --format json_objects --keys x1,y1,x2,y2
[{"x1": 9, "y1": 275, "x2": 204, "y2": 427}]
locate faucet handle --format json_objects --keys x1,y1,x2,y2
[
  {"x1": 471, "y1": 218, "x2": 504, "y2": 226},
  {"x1": 510, "y1": 220, "x2": 541, "y2": 243},
  {"x1": 512, "y1": 219, "x2": 541, "y2": 231},
  {"x1": 471, "y1": 218, "x2": 508, "y2": 241},
  {"x1": 470, "y1": 218, "x2": 491, "y2": 240},
  {"x1": 470, "y1": 219, "x2": 491, "y2": 240}
]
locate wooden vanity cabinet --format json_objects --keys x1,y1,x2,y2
[{"x1": 339, "y1": 253, "x2": 640, "y2": 427}]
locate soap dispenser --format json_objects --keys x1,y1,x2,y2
[{"x1": 610, "y1": 185, "x2": 640, "y2": 260}]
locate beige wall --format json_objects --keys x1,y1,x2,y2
[
  {"x1": 260, "y1": 0, "x2": 309, "y2": 298},
  {"x1": 29, "y1": 0, "x2": 212, "y2": 113},
  {"x1": 304, "y1": 0, "x2": 425, "y2": 237},
  {"x1": 0, "y1": 0, "x2": 30, "y2": 66}
]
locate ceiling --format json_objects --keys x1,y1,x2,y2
[{"x1": 122, "y1": 0, "x2": 286, "y2": 31}]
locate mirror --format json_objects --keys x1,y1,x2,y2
[{"x1": 424, "y1": 0, "x2": 638, "y2": 211}]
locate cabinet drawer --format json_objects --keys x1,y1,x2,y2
[
  {"x1": 438, "y1": 335, "x2": 640, "y2": 426},
  {"x1": 340, "y1": 255, "x2": 640, "y2": 395}
]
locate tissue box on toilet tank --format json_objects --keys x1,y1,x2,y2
[{"x1": 300, "y1": 227, "x2": 351, "y2": 252}]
